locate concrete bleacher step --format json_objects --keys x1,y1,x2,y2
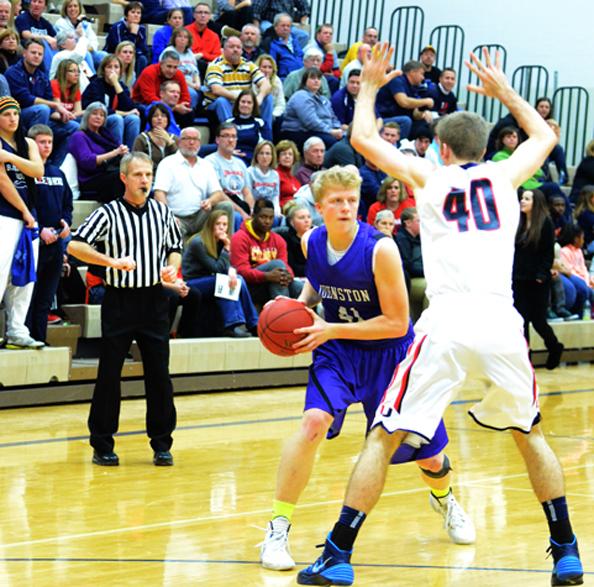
[
  {"x1": 0, "y1": 347, "x2": 71, "y2": 387},
  {"x1": 530, "y1": 320, "x2": 594, "y2": 366},
  {"x1": 62, "y1": 304, "x2": 101, "y2": 338},
  {"x1": 70, "y1": 357, "x2": 143, "y2": 381},
  {"x1": 46, "y1": 323, "x2": 81, "y2": 356},
  {"x1": 130, "y1": 336, "x2": 311, "y2": 374},
  {"x1": 81, "y1": 0, "x2": 123, "y2": 27},
  {"x1": 529, "y1": 320, "x2": 594, "y2": 351}
]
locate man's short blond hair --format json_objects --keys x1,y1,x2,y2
[{"x1": 310, "y1": 165, "x2": 362, "y2": 203}]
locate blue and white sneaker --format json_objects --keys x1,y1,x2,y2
[
  {"x1": 548, "y1": 536, "x2": 583, "y2": 586},
  {"x1": 297, "y1": 534, "x2": 354, "y2": 586}
]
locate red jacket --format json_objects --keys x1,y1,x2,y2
[
  {"x1": 132, "y1": 63, "x2": 191, "y2": 105},
  {"x1": 277, "y1": 165, "x2": 301, "y2": 209},
  {"x1": 185, "y1": 23, "x2": 221, "y2": 62},
  {"x1": 230, "y1": 220, "x2": 293, "y2": 284}
]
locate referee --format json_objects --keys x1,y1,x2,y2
[{"x1": 68, "y1": 152, "x2": 183, "y2": 467}]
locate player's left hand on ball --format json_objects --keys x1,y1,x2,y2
[
  {"x1": 292, "y1": 308, "x2": 330, "y2": 353},
  {"x1": 160, "y1": 265, "x2": 177, "y2": 283}
]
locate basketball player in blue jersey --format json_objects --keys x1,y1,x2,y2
[
  {"x1": 297, "y1": 47, "x2": 583, "y2": 586},
  {"x1": 259, "y1": 165, "x2": 475, "y2": 572}
]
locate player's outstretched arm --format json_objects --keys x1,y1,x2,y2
[
  {"x1": 466, "y1": 48, "x2": 556, "y2": 188},
  {"x1": 351, "y1": 42, "x2": 434, "y2": 190}
]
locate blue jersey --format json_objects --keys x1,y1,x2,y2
[
  {"x1": 306, "y1": 221, "x2": 412, "y2": 348},
  {"x1": 0, "y1": 138, "x2": 34, "y2": 221}
]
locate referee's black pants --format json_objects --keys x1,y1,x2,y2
[{"x1": 89, "y1": 285, "x2": 177, "y2": 454}]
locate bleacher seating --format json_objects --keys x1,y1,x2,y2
[
  {"x1": 72, "y1": 200, "x2": 102, "y2": 229},
  {"x1": 62, "y1": 304, "x2": 101, "y2": 338},
  {"x1": 0, "y1": 347, "x2": 70, "y2": 387},
  {"x1": 2, "y1": 1, "x2": 590, "y2": 413}
]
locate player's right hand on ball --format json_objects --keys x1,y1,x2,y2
[{"x1": 292, "y1": 308, "x2": 331, "y2": 353}]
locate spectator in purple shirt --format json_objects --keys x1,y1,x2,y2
[{"x1": 68, "y1": 102, "x2": 128, "y2": 201}]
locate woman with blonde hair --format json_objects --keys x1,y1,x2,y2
[
  {"x1": 51, "y1": 58, "x2": 82, "y2": 118},
  {"x1": 247, "y1": 140, "x2": 280, "y2": 215},
  {"x1": 255, "y1": 53, "x2": 285, "y2": 120},
  {"x1": 55, "y1": 0, "x2": 106, "y2": 69},
  {"x1": 367, "y1": 176, "x2": 415, "y2": 232},
  {"x1": 82, "y1": 54, "x2": 140, "y2": 149},
  {"x1": 182, "y1": 208, "x2": 259, "y2": 337},
  {"x1": 114, "y1": 40, "x2": 136, "y2": 88}
]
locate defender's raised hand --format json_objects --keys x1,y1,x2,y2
[
  {"x1": 360, "y1": 42, "x2": 402, "y2": 91},
  {"x1": 465, "y1": 48, "x2": 512, "y2": 100}
]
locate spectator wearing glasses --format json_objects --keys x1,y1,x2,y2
[
  {"x1": 206, "y1": 122, "x2": 255, "y2": 225},
  {"x1": 154, "y1": 126, "x2": 232, "y2": 240},
  {"x1": 185, "y1": 2, "x2": 221, "y2": 78},
  {"x1": 203, "y1": 35, "x2": 272, "y2": 129}
]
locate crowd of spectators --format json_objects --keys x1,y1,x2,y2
[{"x1": 0, "y1": 0, "x2": 592, "y2": 354}]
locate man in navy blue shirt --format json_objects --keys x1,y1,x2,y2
[
  {"x1": 15, "y1": 0, "x2": 57, "y2": 73},
  {"x1": 375, "y1": 60, "x2": 433, "y2": 140},
  {"x1": 5, "y1": 40, "x2": 78, "y2": 165},
  {"x1": 25, "y1": 124, "x2": 73, "y2": 343},
  {"x1": 330, "y1": 68, "x2": 360, "y2": 127},
  {"x1": 430, "y1": 68, "x2": 458, "y2": 117}
]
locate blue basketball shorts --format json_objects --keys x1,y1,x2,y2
[{"x1": 304, "y1": 335, "x2": 449, "y2": 464}]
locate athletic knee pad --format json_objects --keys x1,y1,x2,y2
[{"x1": 419, "y1": 454, "x2": 452, "y2": 479}]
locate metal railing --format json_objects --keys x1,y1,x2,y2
[
  {"x1": 465, "y1": 44, "x2": 508, "y2": 123},
  {"x1": 387, "y1": 5, "x2": 425, "y2": 67},
  {"x1": 553, "y1": 86, "x2": 591, "y2": 167},
  {"x1": 511, "y1": 65, "x2": 549, "y2": 106},
  {"x1": 428, "y1": 25, "x2": 465, "y2": 96},
  {"x1": 311, "y1": 0, "x2": 386, "y2": 49}
]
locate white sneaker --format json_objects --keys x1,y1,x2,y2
[
  {"x1": 259, "y1": 517, "x2": 295, "y2": 570},
  {"x1": 6, "y1": 335, "x2": 45, "y2": 350},
  {"x1": 430, "y1": 490, "x2": 476, "y2": 545}
]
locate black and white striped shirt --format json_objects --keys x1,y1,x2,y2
[{"x1": 74, "y1": 198, "x2": 183, "y2": 288}]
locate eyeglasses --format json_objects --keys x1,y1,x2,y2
[{"x1": 219, "y1": 134, "x2": 237, "y2": 140}]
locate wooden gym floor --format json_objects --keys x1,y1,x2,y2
[{"x1": 0, "y1": 364, "x2": 592, "y2": 586}]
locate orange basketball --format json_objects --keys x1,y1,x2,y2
[{"x1": 258, "y1": 298, "x2": 314, "y2": 356}]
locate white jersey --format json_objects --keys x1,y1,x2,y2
[{"x1": 417, "y1": 161, "x2": 519, "y2": 302}]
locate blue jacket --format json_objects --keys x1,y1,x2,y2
[
  {"x1": 151, "y1": 24, "x2": 173, "y2": 63},
  {"x1": 34, "y1": 163, "x2": 73, "y2": 230},
  {"x1": 104, "y1": 19, "x2": 148, "y2": 58},
  {"x1": 82, "y1": 76, "x2": 136, "y2": 114},
  {"x1": 281, "y1": 89, "x2": 340, "y2": 134},
  {"x1": 330, "y1": 87, "x2": 355, "y2": 125},
  {"x1": 359, "y1": 164, "x2": 386, "y2": 206},
  {"x1": 268, "y1": 33, "x2": 303, "y2": 79},
  {"x1": 5, "y1": 59, "x2": 52, "y2": 108}
]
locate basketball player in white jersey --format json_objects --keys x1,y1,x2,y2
[{"x1": 296, "y1": 46, "x2": 583, "y2": 587}]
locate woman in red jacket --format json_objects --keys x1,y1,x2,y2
[
  {"x1": 367, "y1": 176, "x2": 415, "y2": 233},
  {"x1": 275, "y1": 139, "x2": 301, "y2": 209}
]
